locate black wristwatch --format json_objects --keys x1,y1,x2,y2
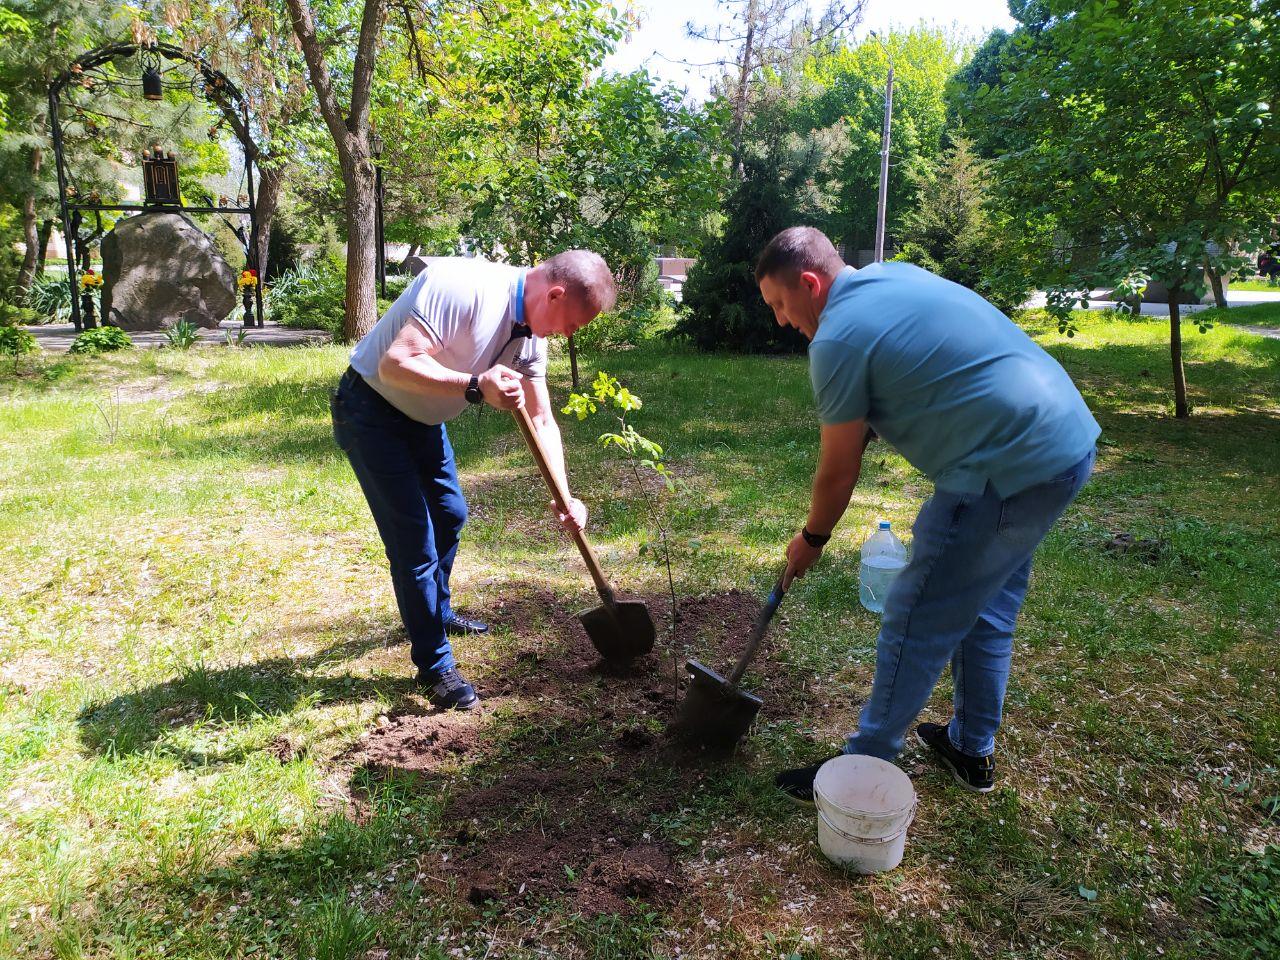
[
  {"x1": 801, "y1": 527, "x2": 831, "y2": 548},
  {"x1": 464, "y1": 375, "x2": 483, "y2": 405}
]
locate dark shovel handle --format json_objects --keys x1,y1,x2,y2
[
  {"x1": 725, "y1": 569, "x2": 787, "y2": 688},
  {"x1": 512, "y1": 406, "x2": 617, "y2": 608}
]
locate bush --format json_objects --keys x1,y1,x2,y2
[
  {"x1": 0, "y1": 302, "x2": 42, "y2": 326},
  {"x1": 576, "y1": 297, "x2": 678, "y2": 352},
  {"x1": 164, "y1": 320, "x2": 199, "y2": 350},
  {"x1": 674, "y1": 152, "x2": 809, "y2": 353},
  {"x1": 268, "y1": 260, "x2": 346, "y2": 336},
  {"x1": 69, "y1": 326, "x2": 132, "y2": 355},
  {"x1": 0, "y1": 324, "x2": 38, "y2": 369},
  {"x1": 25, "y1": 272, "x2": 74, "y2": 324}
]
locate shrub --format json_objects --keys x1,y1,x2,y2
[
  {"x1": 69, "y1": 326, "x2": 132, "y2": 355},
  {"x1": 25, "y1": 272, "x2": 74, "y2": 324},
  {"x1": 0, "y1": 324, "x2": 38, "y2": 370},
  {"x1": 268, "y1": 260, "x2": 345, "y2": 336},
  {"x1": 673, "y1": 136, "x2": 825, "y2": 353},
  {"x1": 0, "y1": 302, "x2": 42, "y2": 326},
  {"x1": 164, "y1": 320, "x2": 199, "y2": 349}
]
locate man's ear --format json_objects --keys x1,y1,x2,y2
[
  {"x1": 799, "y1": 270, "x2": 823, "y2": 299},
  {"x1": 546, "y1": 284, "x2": 567, "y2": 303}
]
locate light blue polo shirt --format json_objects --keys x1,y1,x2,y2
[{"x1": 809, "y1": 262, "x2": 1099, "y2": 497}]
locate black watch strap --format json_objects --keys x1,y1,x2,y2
[
  {"x1": 464, "y1": 374, "x2": 483, "y2": 404},
  {"x1": 801, "y1": 527, "x2": 831, "y2": 548}
]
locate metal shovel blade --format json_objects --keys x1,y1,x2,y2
[
  {"x1": 670, "y1": 659, "x2": 764, "y2": 752},
  {"x1": 578, "y1": 598, "x2": 656, "y2": 662}
]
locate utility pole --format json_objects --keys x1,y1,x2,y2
[{"x1": 874, "y1": 64, "x2": 894, "y2": 263}]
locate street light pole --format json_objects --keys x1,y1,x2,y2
[
  {"x1": 370, "y1": 132, "x2": 386, "y2": 299},
  {"x1": 874, "y1": 64, "x2": 894, "y2": 263}
]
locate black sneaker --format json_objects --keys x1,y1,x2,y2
[
  {"x1": 916, "y1": 722, "x2": 995, "y2": 793},
  {"x1": 774, "y1": 756, "x2": 840, "y2": 806},
  {"x1": 444, "y1": 613, "x2": 489, "y2": 636},
  {"x1": 419, "y1": 667, "x2": 480, "y2": 711}
]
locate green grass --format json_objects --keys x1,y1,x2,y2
[
  {"x1": 1, "y1": 313, "x2": 1277, "y2": 958},
  {"x1": 1225, "y1": 279, "x2": 1280, "y2": 293},
  {"x1": 1202, "y1": 300, "x2": 1280, "y2": 329}
]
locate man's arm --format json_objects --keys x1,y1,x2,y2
[
  {"x1": 524, "y1": 376, "x2": 588, "y2": 531},
  {"x1": 378, "y1": 320, "x2": 524, "y2": 409},
  {"x1": 784, "y1": 419, "x2": 871, "y2": 588}
]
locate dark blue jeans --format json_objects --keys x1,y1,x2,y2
[
  {"x1": 846, "y1": 448, "x2": 1095, "y2": 761},
  {"x1": 331, "y1": 368, "x2": 466, "y2": 679}
]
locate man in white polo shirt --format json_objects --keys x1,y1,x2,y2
[{"x1": 331, "y1": 251, "x2": 616, "y2": 710}]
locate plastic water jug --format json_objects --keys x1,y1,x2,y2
[{"x1": 859, "y1": 521, "x2": 907, "y2": 614}]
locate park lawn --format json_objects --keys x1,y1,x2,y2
[
  {"x1": 0, "y1": 311, "x2": 1277, "y2": 960},
  {"x1": 1223, "y1": 279, "x2": 1280, "y2": 294},
  {"x1": 1202, "y1": 300, "x2": 1280, "y2": 329}
]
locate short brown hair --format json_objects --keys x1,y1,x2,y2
[
  {"x1": 754, "y1": 226, "x2": 845, "y2": 284},
  {"x1": 542, "y1": 249, "x2": 617, "y2": 313}
]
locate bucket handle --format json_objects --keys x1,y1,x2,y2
[{"x1": 817, "y1": 800, "x2": 917, "y2": 846}]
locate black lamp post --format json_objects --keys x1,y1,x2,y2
[{"x1": 370, "y1": 132, "x2": 386, "y2": 299}]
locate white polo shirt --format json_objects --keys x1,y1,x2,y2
[{"x1": 349, "y1": 257, "x2": 545, "y2": 425}]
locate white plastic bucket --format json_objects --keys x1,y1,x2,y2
[{"x1": 813, "y1": 754, "x2": 916, "y2": 874}]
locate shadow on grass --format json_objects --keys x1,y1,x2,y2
[
  {"x1": 66, "y1": 586, "x2": 794, "y2": 957},
  {"x1": 75, "y1": 622, "x2": 415, "y2": 764}
]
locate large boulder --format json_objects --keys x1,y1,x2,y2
[{"x1": 101, "y1": 212, "x2": 237, "y2": 330}]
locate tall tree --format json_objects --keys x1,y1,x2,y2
[
  {"x1": 283, "y1": 0, "x2": 386, "y2": 341},
  {"x1": 0, "y1": 0, "x2": 112, "y2": 300},
  {"x1": 977, "y1": 0, "x2": 1280, "y2": 418},
  {"x1": 687, "y1": 0, "x2": 864, "y2": 177},
  {"x1": 162, "y1": 0, "x2": 312, "y2": 282},
  {"x1": 798, "y1": 25, "x2": 964, "y2": 255}
]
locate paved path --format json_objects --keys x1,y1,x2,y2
[
  {"x1": 1022, "y1": 288, "x2": 1280, "y2": 317},
  {"x1": 1021, "y1": 288, "x2": 1279, "y2": 339},
  {"x1": 26, "y1": 320, "x2": 332, "y2": 353},
  {"x1": 1233, "y1": 324, "x2": 1280, "y2": 340}
]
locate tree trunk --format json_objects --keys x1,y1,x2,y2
[
  {"x1": 1206, "y1": 265, "x2": 1227, "y2": 308},
  {"x1": 398, "y1": 242, "x2": 420, "y2": 270},
  {"x1": 34, "y1": 219, "x2": 53, "y2": 277},
  {"x1": 343, "y1": 162, "x2": 380, "y2": 342},
  {"x1": 253, "y1": 165, "x2": 284, "y2": 283},
  {"x1": 283, "y1": 0, "x2": 385, "y2": 342},
  {"x1": 567, "y1": 334, "x2": 580, "y2": 391},
  {"x1": 15, "y1": 147, "x2": 43, "y2": 298},
  {"x1": 728, "y1": 2, "x2": 758, "y2": 179},
  {"x1": 1168, "y1": 292, "x2": 1189, "y2": 419}
]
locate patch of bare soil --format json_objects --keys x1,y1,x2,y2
[
  {"x1": 441, "y1": 754, "x2": 687, "y2": 915},
  {"x1": 339, "y1": 587, "x2": 806, "y2": 915},
  {"x1": 357, "y1": 709, "x2": 484, "y2": 774}
]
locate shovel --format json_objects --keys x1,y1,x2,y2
[
  {"x1": 670, "y1": 569, "x2": 787, "y2": 751},
  {"x1": 512, "y1": 405, "x2": 656, "y2": 662}
]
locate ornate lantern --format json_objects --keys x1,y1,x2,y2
[{"x1": 141, "y1": 46, "x2": 163, "y2": 101}]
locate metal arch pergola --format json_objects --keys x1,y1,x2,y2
[{"x1": 48, "y1": 41, "x2": 265, "y2": 332}]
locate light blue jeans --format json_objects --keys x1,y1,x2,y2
[{"x1": 846, "y1": 449, "x2": 1095, "y2": 761}]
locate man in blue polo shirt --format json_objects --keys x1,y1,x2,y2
[{"x1": 756, "y1": 227, "x2": 1098, "y2": 799}]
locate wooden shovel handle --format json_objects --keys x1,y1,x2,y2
[{"x1": 512, "y1": 406, "x2": 616, "y2": 606}]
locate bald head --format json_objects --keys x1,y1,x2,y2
[
  {"x1": 540, "y1": 249, "x2": 617, "y2": 314},
  {"x1": 524, "y1": 250, "x2": 616, "y2": 339}
]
